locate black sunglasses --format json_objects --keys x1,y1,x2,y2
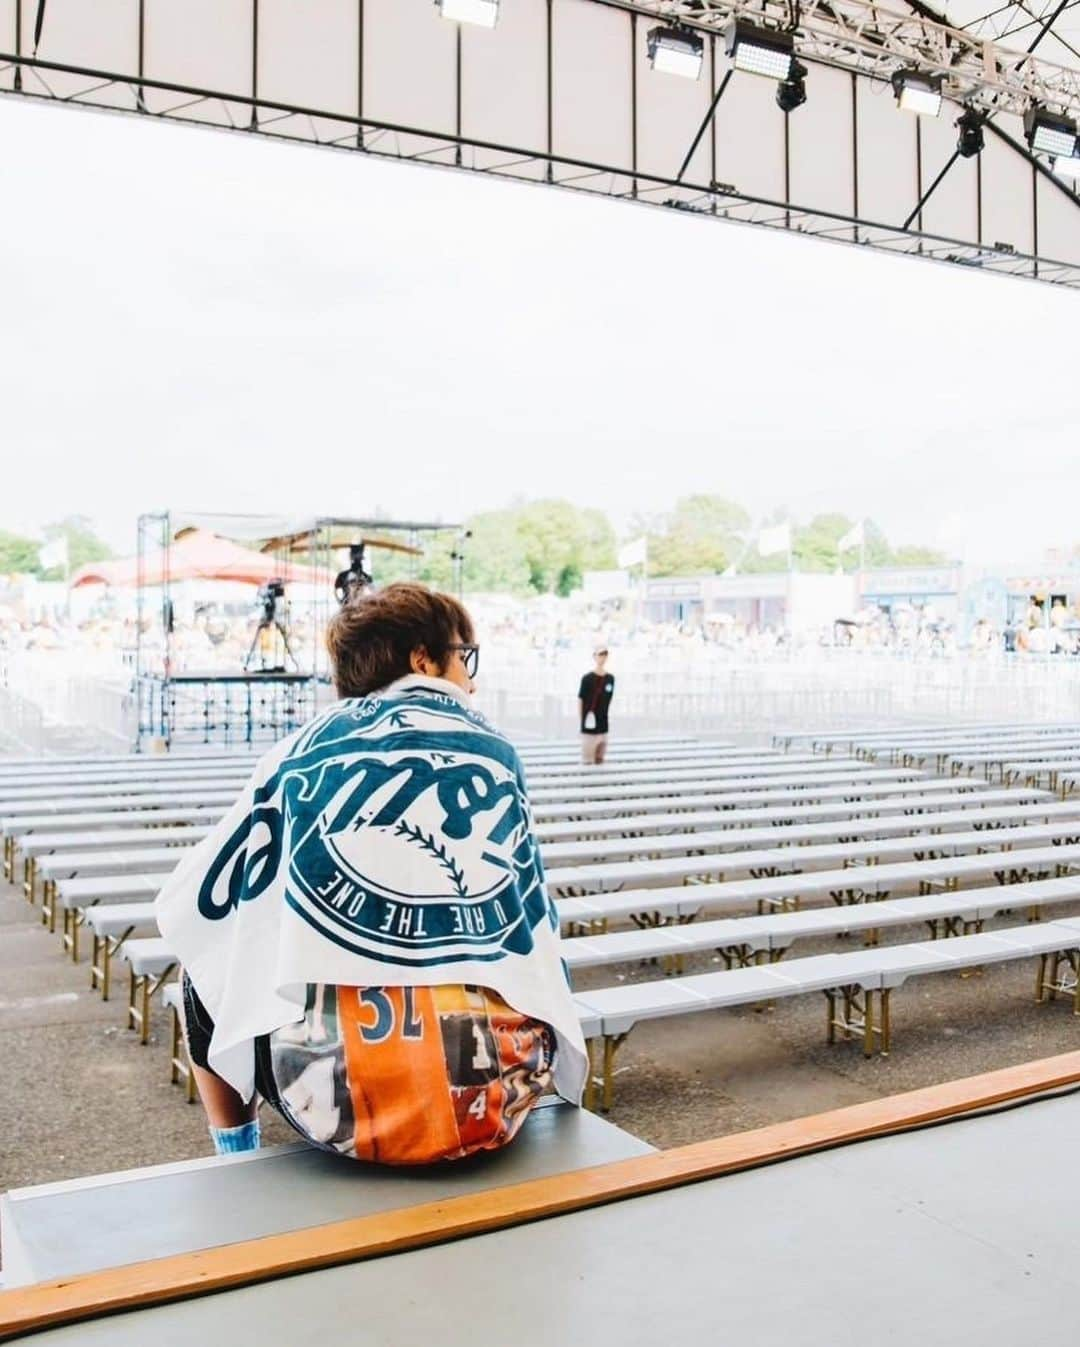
[{"x1": 448, "y1": 643, "x2": 480, "y2": 678}]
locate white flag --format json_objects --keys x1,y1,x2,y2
[
  {"x1": 38, "y1": 537, "x2": 69, "y2": 571},
  {"x1": 838, "y1": 520, "x2": 865, "y2": 551},
  {"x1": 757, "y1": 522, "x2": 791, "y2": 558},
  {"x1": 617, "y1": 537, "x2": 648, "y2": 569}
]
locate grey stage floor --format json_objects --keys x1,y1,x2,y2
[{"x1": 18, "y1": 1087, "x2": 1080, "y2": 1346}]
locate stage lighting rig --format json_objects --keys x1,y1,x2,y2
[
  {"x1": 776, "y1": 60, "x2": 808, "y2": 113},
  {"x1": 1024, "y1": 106, "x2": 1078, "y2": 157},
  {"x1": 956, "y1": 108, "x2": 984, "y2": 158},
  {"x1": 724, "y1": 21, "x2": 795, "y2": 81},
  {"x1": 436, "y1": 0, "x2": 498, "y2": 28},
  {"x1": 892, "y1": 69, "x2": 942, "y2": 116},
  {"x1": 647, "y1": 26, "x2": 704, "y2": 79}
]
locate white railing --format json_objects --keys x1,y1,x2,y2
[{"x1": 3, "y1": 646, "x2": 1080, "y2": 753}]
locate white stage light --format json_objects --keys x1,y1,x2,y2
[
  {"x1": 724, "y1": 21, "x2": 795, "y2": 81},
  {"x1": 1025, "y1": 107, "x2": 1078, "y2": 157},
  {"x1": 891, "y1": 69, "x2": 943, "y2": 116},
  {"x1": 436, "y1": 0, "x2": 498, "y2": 28},
  {"x1": 647, "y1": 26, "x2": 704, "y2": 79},
  {"x1": 1051, "y1": 153, "x2": 1080, "y2": 180}
]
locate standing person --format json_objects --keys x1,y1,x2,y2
[
  {"x1": 578, "y1": 646, "x2": 615, "y2": 764},
  {"x1": 156, "y1": 582, "x2": 586, "y2": 1165}
]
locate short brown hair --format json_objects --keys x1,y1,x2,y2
[{"x1": 325, "y1": 582, "x2": 476, "y2": 698}]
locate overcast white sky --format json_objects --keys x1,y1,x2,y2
[{"x1": 1, "y1": 92, "x2": 1077, "y2": 565}]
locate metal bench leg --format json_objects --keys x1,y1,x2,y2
[
  {"x1": 41, "y1": 879, "x2": 57, "y2": 932},
  {"x1": 601, "y1": 1033, "x2": 628, "y2": 1113},
  {"x1": 3, "y1": 833, "x2": 12, "y2": 883},
  {"x1": 583, "y1": 1039, "x2": 598, "y2": 1112},
  {"x1": 23, "y1": 856, "x2": 36, "y2": 904},
  {"x1": 169, "y1": 1005, "x2": 198, "y2": 1102},
  {"x1": 880, "y1": 989, "x2": 891, "y2": 1055}
]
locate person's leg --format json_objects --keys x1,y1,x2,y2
[
  {"x1": 594, "y1": 734, "x2": 609, "y2": 765},
  {"x1": 181, "y1": 971, "x2": 260, "y2": 1151},
  {"x1": 581, "y1": 734, "x2": 598, "y2": 765}
]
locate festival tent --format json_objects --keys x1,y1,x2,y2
[{"x1": 70, "y1": 530, "x2": 324, "y2": 589}]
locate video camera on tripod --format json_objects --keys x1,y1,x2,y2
[
  {"x1": 244, "y1": 576, "x2": 297, "y2": 672},
  {"x1": 256, "y1": 578, "x2": 286, "y2": 625}
]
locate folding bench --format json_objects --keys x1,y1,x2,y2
[
  {"x1": 85, "y1": 902, "x2": 159, "y2": 1000},
  {"x1": 21, "y1": 826, "x2": 211, "y2": 903},
  {"x1": 575, "y1": 920, "x2": 1080, "y2": 1108},
  {"x1": 119, "y1": 938, "x2": 179, "y2": 1044},
  {"x1": 48, "y1": 872, "x2": 164, "y2": 950}
]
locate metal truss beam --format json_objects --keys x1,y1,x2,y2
[
  {"x1": 1, "y1": 50, "x2": 1076, "y2": 290},
  {"x1": 596, "y1": 0, "x2": 1080, "y2": 116}
]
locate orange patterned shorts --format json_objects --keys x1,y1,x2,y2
[{"x1": 264, "y1": 984, "x2": 555, "y2": 1165}]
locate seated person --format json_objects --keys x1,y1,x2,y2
[{"x1": 156, "y1": 583, "x2": 586, "y2": 1164}]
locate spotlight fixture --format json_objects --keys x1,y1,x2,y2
[
  {"x1": 1024, "y1": 106, "x2": 1078, "y2": 157},
  {"x1": 956, "y1": 108, "x2": 984, "y2": 158},
  {"x1": 776, "y1": 59, "x2": 807, "y2": 113},
  {"x1": 1050, "y1": 153, "x2": 1080, "y2": 180},
  {"x1": 435, "y1": 0, "x2": 498, "y2": 28},
  {"x1": 724, "y1": 20, "x2": 795, "y2": 80},
  {"x1": 647, "y1": 25, "x2": 704, "y2": 79},
  {"x1": 891, "y1": 69, "x2": 942, "y2": 116}
]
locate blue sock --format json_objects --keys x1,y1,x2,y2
[{"x1": 209, "y1": 1120, "x2": 261, "y2": 1155}]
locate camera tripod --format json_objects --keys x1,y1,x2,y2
[{"x1": 243, "y1": 614, "x2": 299, "y2": 673}]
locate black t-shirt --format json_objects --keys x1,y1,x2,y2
[{"x1": 578, "y1": 672, "x2": 615, "y2": 734}]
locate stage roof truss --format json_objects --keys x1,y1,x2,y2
[
  {"x1": 1, "y1": 0, "x2": 1078, "y2": 289},
  {"x1": 606, "y1": 0, "x2": 1080, "y2": 116}
]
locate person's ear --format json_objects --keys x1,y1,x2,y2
[{"x1": 410, "y1": 646, "x2": 433, "y2": 675}]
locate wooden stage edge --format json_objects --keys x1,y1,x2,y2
[{"x1": 4, "y1": 1050, "x2": 1080, "y2": 1341}]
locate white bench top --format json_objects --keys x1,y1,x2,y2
[
  {"x1": 118, "y1": 937, "x2": 178, "y2": 976},
  {"x1": 524, "y1": 748, "x2": 781, "y2": 777},
  {"x1": 39, "y1": 847, "x2": 194, "y2": 881},
  {"x1": 574, "y1": 916, "x2": 1080, "y2": 1036},
  {"x1": 22, "y1": 825, "x2": 214, "y2": 858},
  {"x1": 0, "y1": 765, "x2": 253, "y2": 790},
  {"x1": 0, "y1": 791, "x2": 240, "y2": 820},
  {"x1": 561, "y1": 875, "x2": 1080, "y2": 969},
  {"x1": 83, "y1": 902, "x2": 160, "y2": 936},
  {"x1": 545, "y1": 834, "x2": 1080, "y2": 897},
  {"x1": 533, "y1": 781, "x2": 1028, "y2": 818},
  {"x1": 0, "y1": 776, "x2": 248, "y2": 805},
  {"x1": 530, "y1": 766, "x2": 923, "y2": 806},
  {"x1": 543, "y1": 814, "x2": 1080, "y2": 870},
  {"x1": 55, "y1": 874, "x2": 167, "y2": 905},
  {"x1": 552, "y1": 843, "x2": 1080, "y2": 923},
  {"x1": 0, "y1": 806, "x2": 227, "y2": 839},
  {"x1": 536, "y1": 796, "x2": 1080, "y2": 844}
]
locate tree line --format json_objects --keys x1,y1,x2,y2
[
  {"x1": 377, "y1": 495, "x2": 949, "y2": 596},
  {"x1": 0, "y1": 500, "x2": 949, "y2": 598}
]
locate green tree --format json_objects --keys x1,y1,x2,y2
[
  {"x1": 0, "y1": 531, "x2": 44, "y2": 577},
  {"x1": 890, "y1": 544, "x2": 949, "y2": 567},
  {"x1": 643, "y1": 495, "x2": 751, "y2": 576},
  {"x1": 40, "y1": 515, "x2": 113, "y2": 579}
]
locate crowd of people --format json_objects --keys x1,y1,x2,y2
[{"x1": 3, "y1": 591, "x2": 1080, "y2": 683}]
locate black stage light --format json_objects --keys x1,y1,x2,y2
[
  {"x1": 776, "y1": 60, "x2": 807, "y2": 113},
  {"x1": 956, "y1": 108, "x2": 984, "y2": 158}
]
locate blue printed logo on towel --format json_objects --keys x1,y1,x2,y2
[{"x1": 195, "y1": 699, "x2": 547, "y2": 966}]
